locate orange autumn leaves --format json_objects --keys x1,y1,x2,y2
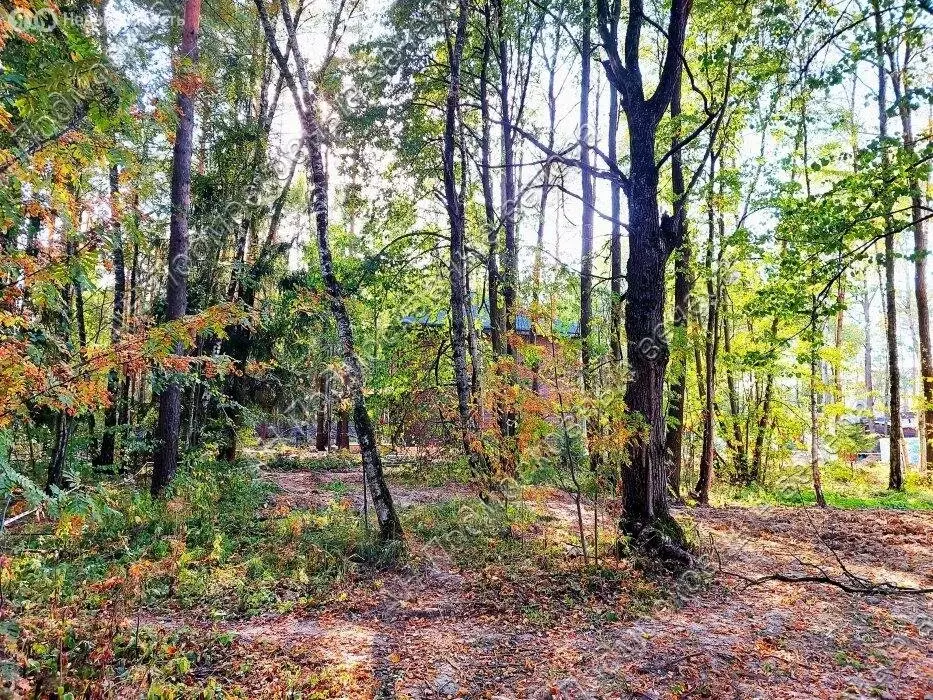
[{"x1": 0, "y1": 297, "x2": 246, "y2": 427}]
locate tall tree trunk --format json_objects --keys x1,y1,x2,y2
[
  {"x1": 609, "y1": 83, "x2": 624, "y2": 368},
  {"x1": 862, "y1": 285, "x2": 875, "y2": 429},
  {"x1": 579, "y1": 0, "x2": 595, "y2": 396},
  {"x1": 664, "y1": 70, "x2": 688, "y2": 497},
  {"x1": 874, "y1": 0, "x2": 903, "y2": 490},
  {"x1": 695, "y1": 159, "x2": 719, "y2": 505},
  {"x1": 47, "y1": 411, "x2": 74, "y2": 493},
  {"x1": 888, "y1": 47, "x2": 932, "y2": 473},
  {"x1": 622, "y1": 112, "x2": 677, "y2": 530},
  {"x1": 751, "y1": 316, "x2": 780, "y2": 482},
  {"x1": 531, "y1": 16, "x2": 560, "y2": 394},
  {"x1": 256, "y1": 0, "x2": 402, "y2": 539},
  {"x1": 832, "y1": 276, "x2": 845, "y2": 429},
  {"x1": 494, "y1": 0, "x2": 519, "y2": 444},
  {"x1": 96, "y1": 165, "x2": 125, "y2": 467},
  {"x1": 71, "y1": 243, "x2": 97, "y2": 457},
  {"x1": 595, "y1": 0, "x2": 693, "y2": 541},
  {"x1": 810, "y1": 299, "x2": 827, "y2": 507},
  {"x1": 479, "y1": 5, "x2": 503, "y2": 360},
  {"x1": 444, "y1": 0, "x2": 484, "y2": 481},
  {"x1": 579, "y1": 0, "x2": 600, "y2": 477},
  {"x1": 48, "y1": 261, "x2": 75, "y2": 493},
  {"x1": 722, "y1": 308, "x2": 748, "y2": 480},
  {"x1": 152, "y1": 0, "x2": 201, "y2": 496}
]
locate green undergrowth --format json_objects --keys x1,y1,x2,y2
[
  {"x1": 404, "y1": 497, "x2": 544, "y2": 567},
  {"x1": 2, "y1": 457, "x2": 405, "y2": 696},
  {"x1": 722, "y1": 461, "x2": 933, "y2": 510},
  {"x1": 386, "y1": 456, "x2": 472, "y2": 487},
  {"x1": 3, "y1": 459, "x2": 401, "y2": 618}
]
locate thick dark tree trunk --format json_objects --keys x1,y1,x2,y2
[
  {"x1": 595, "y1": 0, "x2": 693, "y2": 543},
  {"x1": 152, "y1": 0, "x2": 201, "y2": 496},
  {"x1": 622, "y1": 114, "x2": 674, "y2": 528}
]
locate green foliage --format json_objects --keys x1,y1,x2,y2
[
  {"x1": 725, "y1": 461, "x2": 933, "y2": 510},
  {"x1": 404, "y1": 497, "x2": 541, "y2": 567}
]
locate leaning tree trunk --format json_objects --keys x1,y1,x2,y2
[
  {"x1": 152, "y1": 0, "x2": 201, "y2": 496},
  {"x1": 255, "y1": 0, "x2": 402, "y2": 539}
]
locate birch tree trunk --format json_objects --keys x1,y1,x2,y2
[{"x1": 255, "y1": 0, "x2": 402, "y2": 538}]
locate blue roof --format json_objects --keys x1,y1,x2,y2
[{"x1": 401, "y1": 307, "x2": 580, "y2": 337}]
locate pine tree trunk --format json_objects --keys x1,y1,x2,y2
[{"x1": 152, "y1": 0, "x2": 201, "y2": 496}]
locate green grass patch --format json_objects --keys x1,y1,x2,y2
[{"x1": 723, "y1": 462, "x2": 933, "y2": 510}]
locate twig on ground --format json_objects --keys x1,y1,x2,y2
[{"x1": 720, "y1": 568, "x2": 933, "y2": 595}]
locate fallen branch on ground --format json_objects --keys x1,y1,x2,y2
[{"x1": 720, "y1": 567, "x2": 933, "y2": 595}]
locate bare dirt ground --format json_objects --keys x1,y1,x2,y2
[{"x1": 142, "y1": 467, "x2": 933, "y2": 699}]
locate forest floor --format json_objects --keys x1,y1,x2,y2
[{"x1": 134, "y1": 455, "x2": 933, "y2": 699}]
